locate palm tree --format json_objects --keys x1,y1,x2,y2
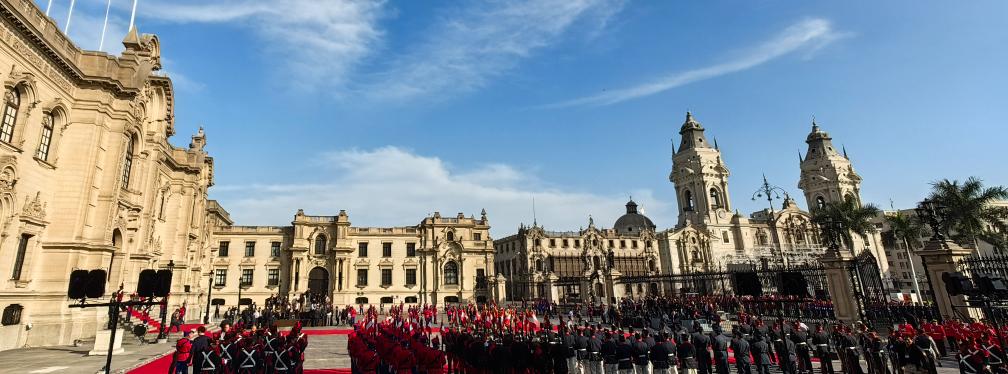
[
  {"x1": 884, "y1": 211, "x2": 926, "y2": 296},
  {"x1": 812, "y1": 195, "x2": 882, "y2": 253},
  {"x1": 929, "y1": 177, "x2": 1008, "y2": 250}
]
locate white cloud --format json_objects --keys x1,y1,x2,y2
[
  {"x1": 544, "y1": 18, "x2": 850, "y2": 108},
  {"x1": 362, "y1": 0, "x2": 625, "y2": 101},
  {"x1": 138, "y1": 0, "x2": 386, "y2": 90},
  {"x1": 213, "y1": 146, "x2": 667, "y2": 237}
]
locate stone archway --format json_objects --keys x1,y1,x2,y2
[{"x1": 307, "y1": 267, "x2": 329, "y2": 297}]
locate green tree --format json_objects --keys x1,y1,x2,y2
[
  {"x1": 813, "y1": 195, "x2": 882, "y2": 252},
  {"x1": 929, "y1": 177, "x2": 1008, "y2": 249}
]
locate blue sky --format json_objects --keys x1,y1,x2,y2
[{"x1": 42, "y1": 1, "x2": 1008, "y2": 235}]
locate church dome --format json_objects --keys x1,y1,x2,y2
[{"x1": 613, "y1": 200, "x2": 656, "y2": 234}]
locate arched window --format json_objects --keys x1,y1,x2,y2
[
  {"x1": 446, "y1": 231, "x2": 454, "y2": 241},
  {"x1": 121, "y1": 134, "x2": 136, "y2": 189},
  {"x1": 1, "y1": 90, "x2": 19, "y2": 143},
  {"x1": 709, "y1": 188, "x2": 721, "y2": 209},
  {"x1": 444, "y1": 261, "x2": 459, "y2": 285},
  {"x1": 815, "y1": 196, "x2": 826, "y2": 210},
  {"x1": 36, "y1": 113, "x2": 54, "y2": 161},
  {"x1": 684, "y1": 190, "x2": 694, "y2": 211},
  {"x1": 648, "y1": 259, "x2": 657, "y2": 272},
  {"x1": 314, "y1": 234, "x2": 327, "y2": 256},
  {"x1": 535, "y1": 259, "x2": 543, "y2": 272}
]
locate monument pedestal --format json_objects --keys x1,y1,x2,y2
[{"x1": 88, "y1": 329, "x2": 125, "y2": 356}]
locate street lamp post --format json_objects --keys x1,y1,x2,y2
[
  {"x1": 203, "y1": 270, "x2": 213, "y2": 324},
  {"x1": 914, "y1": 198, "x2": 948, "y2": 307},
  {"x1": 752, "y1": 174, "x2": 789, "y2": 266},
  {"x1": 156, "y1": 260, "x2": 174, "y2": 341},
  {"x1": 237, "y1": 272, "x2": 244, "y2": 311}
]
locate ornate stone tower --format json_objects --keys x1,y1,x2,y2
[
  {"x1": 798, "y1": 120, "x2": 863, "y2": 210},
  {"x1": 670, "y1": 112, "x2": 732, "y2": 227}
]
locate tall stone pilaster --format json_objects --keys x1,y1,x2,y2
[
  {"x1": 917, "y1": 239, "x2": 982, "y2": 320},
  {"x1": 821, "y1": 250, "x2": 859, "y2": 322}
]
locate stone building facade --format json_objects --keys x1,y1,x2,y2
[
  {"x1": 494, "y1": 201, "x2": 662, "y2": 303},
  {"x1": 209, "y1": 210, "x2": 497, "y2": 308},
  {"x1": 0, "y1": 0, "x2": 217, "y2": 351}
]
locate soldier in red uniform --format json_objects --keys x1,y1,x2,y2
[
  {"x1": 287, "y1": 322, "x2": 308, "y2": 374},
  {"x1": 924, "y1": 320, "x2": 947, "y2": 358}
]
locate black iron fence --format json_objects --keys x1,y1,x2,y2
[{"x1": 956, "y1": 254, "x2": 1008, "y2": 324}]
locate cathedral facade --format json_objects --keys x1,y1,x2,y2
[
  {"x1": 0, "y1": 0, "x2": 217, "y2": 350},
  {"x1": 660, "y1": 112, "x2": 887, "y2": 275}
]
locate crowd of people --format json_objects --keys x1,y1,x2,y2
[{"x1": 167, "y1": 321, "x2": 309, "y2": 374}]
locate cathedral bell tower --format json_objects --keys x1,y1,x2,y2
[
  {"x1": 798, "y1": 120, "x2": 863, "y2": 211},
  {"x1": 670, "y1": 112, "x2": 732, "y2": 227}
]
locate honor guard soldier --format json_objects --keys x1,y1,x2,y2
[
  {"x1": 711, "y1": 328, "x2": 730, "y2": 374},
  {"x1": 573, "y1": 328, "x2": 588, "y2": 373},
  {"x1": 602, "y1": 332, "x2": 619, "y2": 374},
  {"x1": 691, "y1": 326, "x2": 711, "y2": 374},
  {"x1": 731, "y1": 331, "x2": 751, "y2": 374},
  {"x1": 791, "y1": 323, "x2": 812, "y2": 374},
  {"x1": 650, "y1": 334, "x2": 672, "y2": 374},
  {"x1": 811, "y1": 324, "x2": 834, "y2": 374},
  {"x1": 750, "y1": 331, "x2": 772, "y2": 374},
  {"x1": 617, "y1": 334, "x2": 635, "y2": 374},
  {"x1": 676, "y1": 333, "x2": 697, "y2": 374},
  {"x1": 588, "y1": 328, "x2": 605, "y2": 374},
  {"x1": 633, "y1": 332, "x2": 651, "y2": 374}
]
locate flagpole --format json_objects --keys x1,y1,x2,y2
[
  {"x1": 64, "y1": 0, "x2": 75, "y2": 34},
  {"x1": 45, "y1": 0, "x2": 53, "y2": 16},
  {"x1": 128, "y1": 0, "x2": 139, "y2": 31},
  {"x1": 98, "y1": 0, "x2": 112, "y2": 51}
]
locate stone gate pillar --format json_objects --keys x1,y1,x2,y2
[
  {"x1": 494, "y1": 274, "x2": 507, "y2": 303},
  {"x1": 820, "y1": 250, "x2": 860, "y2": 322},
  {"x1": 917, "y1": 239, "x2": 981, "y2": 320},
  {"x1": 543, "y1": 273, "x2": 560, "y2": 304},
  {"x1": 604, "y1": 269, "x2": 621, "y2": 304}
]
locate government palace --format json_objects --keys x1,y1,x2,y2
[{"x1": 0, "y1": 0, "x2": 903, "y2": 351}]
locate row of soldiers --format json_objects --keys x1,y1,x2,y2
[
  {"x1": 175, "y1": 320, "x2": 309, "y2": 374},
  {"x1": 347, "y1": 309, "x2": 446, "y2": 374}
]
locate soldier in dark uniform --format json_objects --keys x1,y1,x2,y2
[
  {"x1": 576, "y1": 328, "x2": 590, "y2": 372},
  {"x1": 791, "y1": 325, "x2": 812, "y2": 374},
  {"x1": 588, "y1": 328, "x2": 604, "y2": 374},
  {"x1": 677, "y1": 333, "x2": 697, "y2": 374},
  {"x1": 811, "y1": 324, "x2": 835, "y2": 374},
  {"x1": 711, "y1": 328, "x2": 730, "y2": 374},
  {"x1": 633, "y1": 332, "x2": 650, "y2": 374},
  {"x1": 842, "y1": 328, "x2": 865, "y2": 374},
  {"x1": 650, "y1": 333, "x2": 673, "y2": 374},
  {"x1": 602, "y1": 332, "x2": 619, "y2": 374},
  {"x1": 617, "y1": 334, "x2": 635, "y2": 374},
  {"x1": 551, "y1": 332, "x2": 571, "y2": 374},
  {"x1": 750, "y1": 331, "x2": 772, "y2": 374},
  {"x1": 731, "y1": 331, "x2": 752, "y2": 374},
  {"x1": 781, "y1": 332, "x2": 798, "y2": 374},
  {"x1": 692, "y1": 327, "x2": 712, "y2": 374}
]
